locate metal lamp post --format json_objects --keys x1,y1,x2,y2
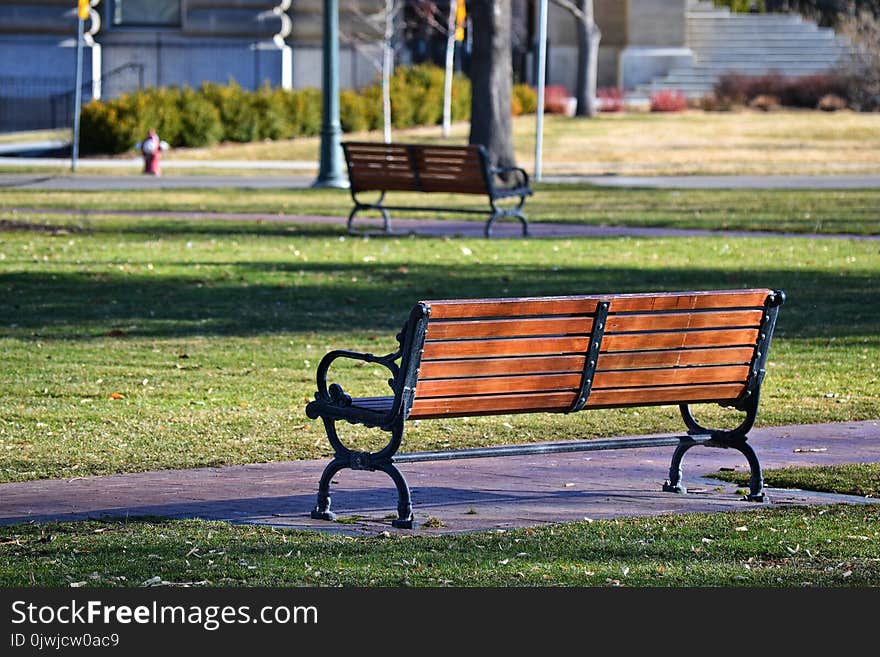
[{"x1": 313, "y1": 0, "x2": 348, "y2": 188}]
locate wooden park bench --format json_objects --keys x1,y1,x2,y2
[
  {"x1": 342, "y1": 142, "x2": 533, "y2": 237},
  {"x1": 305, "y1": 288, "x2": 785, "y2": 528}
]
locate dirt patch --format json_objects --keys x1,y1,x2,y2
[{"x1": 0, "y1": 219, "x2": 80, "y2": 234}]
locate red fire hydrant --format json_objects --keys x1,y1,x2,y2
[{"x1": 140, "y1": 129, "x2": 168, "y2": 176}]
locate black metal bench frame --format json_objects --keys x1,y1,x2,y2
[
  {"x1": 342, "y1": 142, "x2": 533, "y2": 237},
  {"x1": 305, "y1": 290, "x2": 786, "y2": 529}
]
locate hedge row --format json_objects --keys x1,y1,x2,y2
[{"x1": 81, "y1": 66, "x2": 537, "y2": 155}]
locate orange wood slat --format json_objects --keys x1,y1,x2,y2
[
  {"x1": 601, "y1": 329, "x2": 759, "y2": 352},
  {"x1": 426, "y1": 316, "x2": 594, "y2": 340},
  {"x1": 604, "y1": 309, "x2": 763, "y2": 333},
  {"x1": 422, "y1": 336, "x2": 591, "y2": 360},
  {"x1": 418, "y1": 355, "x2": 586, "y2": 379},
  {"x1": 415, "y1": 373, "x2": 581, "y2": 398},
  {"x1": 591, "y1": 365, "x2": 750, "y2": 389},
  {"x1": 423, "y1": 290, "x2": 772, "y2": 320},
  {"x1": 408, "y1": 391, "x2": 576, "y2": 419},
  {"x1": 595, "y1": 346, "x2": 756, "y2": 370},
  {"x1": 584, "y1": 383, "x2": 746, "y2": 408}
]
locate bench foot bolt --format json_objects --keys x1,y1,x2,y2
[{"x1": 662, "y1": 482, "x2": 687, "y2": 494}]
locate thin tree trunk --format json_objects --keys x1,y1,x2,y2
[
  {"x1": 442, "y1": 0, "x2": 458, "y2": 138},
  {"x1": 467, "y1": 0, "x2": 516, "y2": 169},
  {"x1": 574, "y1": 0, "x2": 601, "y2": 117},
  {"x1": 382, "y1": 0, "x2": 394, "y2": 143}
]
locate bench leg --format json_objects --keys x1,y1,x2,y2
[
  {"x1": 485, "y1": 210, "x2": 529, "y2": 238},
  {"x1": 728, "y1": 440, "x2": 767, "y2": 502},
  {"x1": 311, "y1": 457, "x2": 346, "y2": 521},
  {"x1": 662, "y1": 440, "x2": 697, "y2": 494},
  {"x1": 377, "y1": 463, "x2": 414, "y2": 529},
  {"x1": 310, "y1": 418, "x2": 415, "y2": 527}
]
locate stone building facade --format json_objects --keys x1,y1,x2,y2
[{"x1": 0, "y1": 0, "x2": 692, "y2": 131}]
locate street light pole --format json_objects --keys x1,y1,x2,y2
[
  {"x1": 71, "y1": 14, "x2": 84, "y2": 172},
  {"x1": 534, "y1": 0, "x2": 548, "y2": 182},
  {"x1": 313, "y1": 0, "x2": 348, "y2": 188}
]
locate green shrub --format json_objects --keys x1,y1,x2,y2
[
  {"x1": 77, "y1": 66, "x2": 483, "y2": 154},
  {"x1": 512, "y1": 83, "x2": 537, "y2": 115},
  {"x1": 451, "y1": 74, "x2": 471, "y2": 121},
  {"x1": 80, "y1": 96, "x2": 139, "y2": 155},
  {"x1": 339, "y1": 89, "x2": 368, "y2": 133},
  {"x1": 200, "y1": 80, "x2": 260, "y2": 142},
  {"x1": 357, "y1": 84, "x2": 385, "y2": 131},
  {"x1": 176, "y1": 87, "x2": 223, "y2": 148}
]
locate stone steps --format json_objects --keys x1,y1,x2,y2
[{"x1": 630, "y1": 1, "x2": 852, "y2": 100}]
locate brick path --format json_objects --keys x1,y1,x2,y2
[{"x1": 1, "y1": 420, "x2": 877, "y2": 535}]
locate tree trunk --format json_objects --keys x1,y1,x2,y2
[
  {"x1": 467, "y1": 0, "x2": 516, "y2": 169},
  {"x1": 574, "y1": 0, "x2": 601, "y2": 117}
]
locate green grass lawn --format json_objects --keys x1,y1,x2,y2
[
  {"x1": 2, "y1": 186, "x2": 879, "y2": 235},
  {"x1": 716, "y1": 463, "x2": 880, "y2": 498},
  {"x1": 1, "y1": 505, "x2": 877, "y2": 586},
  {"x1": 0, "y1": 211, "x2": 878, "y2": 483}
]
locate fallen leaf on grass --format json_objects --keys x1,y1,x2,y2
[{"x1": 108, "y1": 392, "x2": 124, "y2": 400}]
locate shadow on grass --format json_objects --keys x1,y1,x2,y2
[{"x1": 1, "y1": 261, "x2": 877, "y2": 340}]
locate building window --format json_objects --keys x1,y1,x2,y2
[{"x1": 113, "y1": 0, "x2": 181, "y2": 27}]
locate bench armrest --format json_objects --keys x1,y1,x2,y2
[
  {"x1": 492, "y1": 164, "x2": 531, "y2": 192},
  {"x1": 313, "y1": 349, "x2": 402, "y2": 406}
]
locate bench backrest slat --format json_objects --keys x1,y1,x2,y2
[{"x1": 406, "y1": 289, "x2": 773, "y2": 420}]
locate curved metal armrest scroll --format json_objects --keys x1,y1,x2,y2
[
  {"x1": 314, "y1": 349, "x2": 402, "y2": 403},
  {"x1": 492, "y1": 165, "x2": 531, "y2": 192}
]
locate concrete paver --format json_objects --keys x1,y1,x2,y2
[{"x1": 1, "y1": 420, "x2": 877, "y2": 535}]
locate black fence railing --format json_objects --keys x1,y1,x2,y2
[{"x1": 0, "y1": 63, "x2": 145, "y2": 133}]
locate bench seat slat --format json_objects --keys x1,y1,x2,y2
[{"x1": 424, "y1": 290, "x2": 772, "y2": 319}]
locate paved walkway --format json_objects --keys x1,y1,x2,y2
[
  {"x1": 7, "y1": 206, "x2": 878, "y2": 241},
  {"x1": 1, "y1": 420, "x2": 877, "y2": 535},
  {"x1": 2, "y1": 172, "x2": 880, "y2": 190}
]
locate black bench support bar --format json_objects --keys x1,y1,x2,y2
[
  {"x1": 393, "y1": 433, "x2": 714, "y2": 464},
  {"x1": 567, "y1": 300, "x2": 609, "y2": 414}
]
